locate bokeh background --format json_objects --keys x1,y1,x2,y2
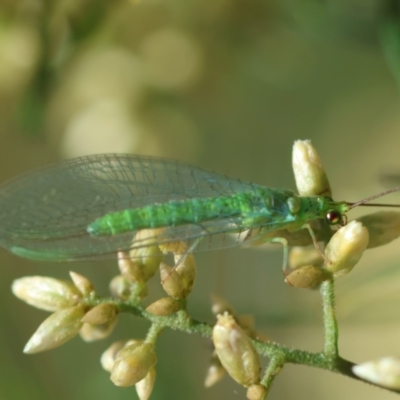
[{"x1": 1, "y1": 1, "x2": 400, "y2": 399}]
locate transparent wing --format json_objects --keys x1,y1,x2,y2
[{"x1": 0, "y1": 154, "x2": 290, "y2": 261}]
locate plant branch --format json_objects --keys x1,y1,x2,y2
[
  {"x1": 110, "y1": 297, "x2": 400, "y2": 395},
  {"x1": 320, "y1": 279, "x2": 339, "y2": 358}
]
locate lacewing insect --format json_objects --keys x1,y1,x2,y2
[{"x1": 0, "y1": 154, "x2": 399, "y2": 263}]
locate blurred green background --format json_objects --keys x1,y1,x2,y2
[{"x1": 1, "y1": 0, "x2": 400, "y2": 399}]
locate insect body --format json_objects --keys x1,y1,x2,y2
[
  {"x1": 87, "y1": 187, "x2": 348, "y2": 237},
  {"x1": 0, "y1": 153, "x2": 383, "y2": 262}
]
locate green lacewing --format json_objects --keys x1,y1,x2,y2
[{"x1": 0, "y1": 154, "x2": 398, "y2": 262}]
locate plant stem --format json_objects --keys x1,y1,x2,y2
[
  {"x1": 320, "y1": 279, "x2": 339, "y2": 358},
  {"x1": 260, "y1": 353, "x2": 285, "y2": 394},
  {"x1": 111, "y1": 298, "x2": 400, "y2": 395}
]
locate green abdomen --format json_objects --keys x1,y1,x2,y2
[{"x1": 87, "y1": 195, "x2": 251, "y2": 236}]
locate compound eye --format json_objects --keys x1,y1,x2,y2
[{"x1": 326, "y1": 210, "x2": 342, "y2": 225}]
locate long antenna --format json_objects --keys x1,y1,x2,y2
[{"x1": 347, "y1": 185, "x2": 400, "y2": 209}]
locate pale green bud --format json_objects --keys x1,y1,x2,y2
[
  {"x1": 204, "y1": 352, "x2": 226, "y2": 388},
  {"x1": 145, "y1": 297, "x2": 181, "y2": 316},
  {"x1": 80, "y1": 317, "x2": 118, "y2": 342},
  {"x1": 23, "y1": 304, "x2": 86, "y2": 354},
  {"x1": 101, "y1": 340, "x2": 142, "y2": 372},
  {"x1": 69, "y1": 271, "x2": 94, "y2": 296},
  {"x1": 110, "y1": 275, "x2": 148, "y2": 300},
  {"x1": 12, "y1": 276, "x2": 81, "y2": 312},
  {"x1": 158, "y1": 240, "x2": 188, "y2": 256},
  {"x1": 358, "y1": 211, "x2": 400, "y2": 249},
  {"x1": 159, "y1": 263, "x2": 184, "y2": 299},
  {"x1": 110, "y1": 343, "x2": 157, "y2": 387},
  {"x1": 135, "y1": 366, "x2": 156, "y2": 400},
  {"x1": 129, "y1": 229, "x2": 163, "y2": 281},
  {"x1": 325, "y1": 221, "x2": 369, "y2": 277},
  {"x1": 81, "y1": 303, "x2": 118, "y2": 325},
  {"x1": 285, "y1": 265, "x2": 329, "y2": 288},
  {"x1": 118, "y1": 253, "x2": 144, "y2": 282},
  {"x1": 159, "y1": 241, "x2": 197, "y2": 296},
  {"x1": 289, "y1": 246, "x2": 324, "y2": 270},
  {"x1": 110, "y1": 275, "x2": 132, "y2": 300},
  {"x1": 247, "y1": 384, "x2": 268, "y2": 400},
  {"x1": 292, "y1": 140, "x2": 332, "y2": 197},
  {"x1": 174, "y1": 255, "x2": 196, "y2": 295},
  {"x1": 175, "y1": 255, "x2": 196, "y2": 295},
  {"x1": 213, "y1": 313, "x2": 261, "y2": 387},
  {"x1": 352, "y1": 357, "x2": 400, "y2": 389}
]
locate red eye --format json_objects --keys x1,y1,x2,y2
[{"x1": 326, "y1": 210, "x2": 342, "y2": 225}]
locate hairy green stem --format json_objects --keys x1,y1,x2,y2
[
  {"x1": 260, "y1": 353, "x2": 285, "y2": 394},
  {"x1": 100, "y1": 297, "x2": 400, "y2": 395},
  {"x1": 145, "y1": 323, "x2": 165, "y2": 343},
  {"x1": 320, "y1": 279, "x2": 339, "y2": 358}
]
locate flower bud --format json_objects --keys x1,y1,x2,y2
[
  {"x1": 352, "y1": 357, "x2": 400, "y2": 389},
  {"x1": 146, "y1": 297, "x2": 181, "y2": 316},
  {"x1": 12, "y1": 277, "x2": 81, "y2": 312},
  {"x1": 81, "y1": 303, "x2": 118, "y2": 325},
  {"x1": 288, "y1": 246, "x2": 324, "y2": 270},
  {"x1": 204, "y1": 352, "x2": 226, "y2": 388},
  {"x1": 158, "y1": 240, "x2": 188, "y2": 255},
  {"x1": 23, "y1": 304, "x2": 86, "y2": 353},
  {"x1": 80, "y1": 317, "x2": 118, "y2": 342},
  {"x1": 247, "y1": 384, "x2": 268, "y2": 400},
  {"x1": 129, "y1": 229, "x2": 163, "y2": 281},
  {"x1": 175, "y1": 254, "x2": 196, "y2": 295},
  {"x1": 69, "y1": 271, "x2": 94, "y2": 296},
  {"x1": 110, "y1": 343, "x2": 157, "y2": 387},
  {"x1": 160, "y1": 263, "x2": 184, "y2": 299},
  {"x1": 159, "y1": 242, "x2": 197, "y2": 296},
  {"x1": 110, "y1": 275, "x2": 131, "y2": 300},
  {"x1": 212, "y1": 313, "x2": 261, "y2": 387},
  {"x1": 136, "y1": 366, "x2": 156, "y2": 400},
  {"x1": 101, "y1": 340, "x2": 142, "y2": 372},
  {"x1": 118, "y1": 254, "x2": 144, "y2": 282},
  {"x1": 285, "y1": 265, "x2": 329, "y2": 288},
  {"x1": 325, "y1": 221, "x2": 369, "y2": 277},
  {"x1": 292, "y1": 140, "x2": 332, "y2": 197},
  {"x1": 110, "y1": 275, "x2": 148, "y2": 300},
  {"x1": 358, "y1": 211, "x2": 400, "y2": 249}
]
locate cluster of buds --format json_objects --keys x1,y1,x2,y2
[
  {"x1": 206, "y1": 296, "x2": 268, "y2": 399},
  {"x1": 286, "y1": 246, "x2": 327, "y2": 288},
  {"x1": 110, "y1": 229, "x2": 164, "y2": 301},
  {"x1": 111, "y1": 231, "x2": 197, "y2": 318},
  {"x1": 286, "y1": 140, "x2": 371, "y2": 288},
  {"x1": 13, "y1": 141, "x2": 400, "y2": 399},
  {"x1": 101, "y1": 339, "x2": 157, "y2": 400},
  {"x1": 146, "y1": 241, "x2": 197, "y2": 316},
  {"x1": 12, "y1": 229, "x2": 199, "y2": 398},
  {"x1": 12, "y1": 271, "x2": 118, "y2": 353},
  {"x1": 285, "y1": 218, "x2": 369, "y2": 287}
]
